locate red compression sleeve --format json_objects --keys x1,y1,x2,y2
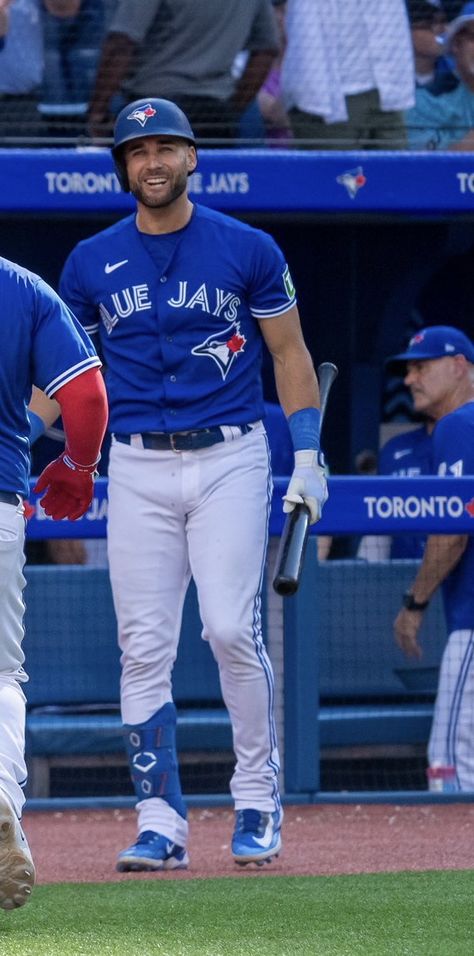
[{"x1": 54, "y1": 368, "x2": 108, "y2": 465}]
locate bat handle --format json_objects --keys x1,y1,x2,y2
[{"x1": 272, "y1": 503, "x2": 311, "y2": 596}]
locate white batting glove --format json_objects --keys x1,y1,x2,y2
[{"x1": 283, "y1": 450, "x2": 328, "y2": 524}]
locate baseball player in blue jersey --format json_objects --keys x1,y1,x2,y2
[
  {"x1": 381, "y1": 421, "x2": 433, "y2": 560},
  {"x1": 388, "y1": 326, "x2": 474, "y2": 790},
  {"x1": 59, "y1": 97, "x2": 327, "y2": 870},
  {"x1": 356, "y1": 422, "x2": 433, "y2": 562},
  {"x1": 0, "y1": 255, "x2": 108, "y2": 910}
]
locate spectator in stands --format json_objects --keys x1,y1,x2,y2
[
  {"x1": 387, "y1": 326, "x2": 474, "y2": 791},
  {"x1": 257, "y1": 0, "x2": 293, "y2": 145},
  {"x1": 38, "y1": 0, "x2": 108, "y2": 140},
  {"x1": 280, "y1": 0, "x2": 415, "y2": 149},
  {"x1": 0, "y1": 0, "x2": 44, "y2": 140},
  {"x1": 408, "y1": 0, "x2": 458, "y2": 93},
  {"x1": 87, "y1": 0, "x2": 279, "y2": 143},
  {"x1": 406, "y1": 0, "x2": 474, "y2": 148},
  {"x1": 0, "y1": 0, "x2": 11, "y2": 48}
]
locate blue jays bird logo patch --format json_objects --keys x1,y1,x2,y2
[
  {"x1": 127, "y1": 103, "x2": 157, "y2": 127},
  {"x1": 192, "y1": 322, "x2": 246, "y2": 379}
]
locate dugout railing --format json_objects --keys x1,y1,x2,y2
[{"x1": 23, "y1": 475, "x2": 474, "y2": 809}]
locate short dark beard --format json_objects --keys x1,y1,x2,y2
[{"x1": 130, "y1": 170, "x2": 188, "y2": 208}]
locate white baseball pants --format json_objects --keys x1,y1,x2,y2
[
  {"x1": 0, "y1": 499, "x2": 28, "y2": 817},
  {"x1": 107, "y1": 425, "x2": 281, "y2": 840},
  {"x1": 428, "y1": 627, "x2": 474, "y2": 790}
]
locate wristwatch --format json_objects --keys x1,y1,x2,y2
[{"x1": 402, "y1": 591, "x2": 429, "y2": 612}]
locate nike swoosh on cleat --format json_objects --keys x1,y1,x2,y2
[
  {"x1": 165, "y1": 841, "x2": 174, "y2": 855},
  {"x1": 105, "y1": 259, "x2": 128, "y2": 273},
  {"x1": 253, "y1": 822, "x2": 275, "y2": 849}
]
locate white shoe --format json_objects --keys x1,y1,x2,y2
[{"x1": 0, "y1": 790, "x2": 35, "y2": 910}]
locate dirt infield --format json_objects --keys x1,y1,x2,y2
[{"x1": 23, "y1": 803, "x2": 474, "y2": 883}]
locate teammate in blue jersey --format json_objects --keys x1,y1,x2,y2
[
  {"x1": 0, "y1": 255, "x2": 108, "y2": 910},
  {"x1": 380, "y1": 421, "x2": 433, "y2": 560},
  {"x1": 59, "y1": 97, "x2": 328, "y2": 871},
  {"x1": 388, "y1": 325, "x2": 474, "y2": 790},
  {"x1": 356, "y1": 422, "x2": 433, "y2": 562}
]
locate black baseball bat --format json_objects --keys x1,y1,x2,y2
[{"x1": 272, "y1": 362, "x2": 338, "y2": 596}]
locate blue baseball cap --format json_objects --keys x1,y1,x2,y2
[
  {"x1": 445, "y1": 2, "x2": 474, "y2": 51},
  {"x1": 386, "y1": 325, "x2": 474, "y2": 372}
]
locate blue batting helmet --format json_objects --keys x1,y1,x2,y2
[{"x1": 112, "y1": 98, "x2": 196, "y2": 192}]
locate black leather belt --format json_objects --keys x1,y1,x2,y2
[
  {"x1": 0, "y1": 491, "x2": 21, "y2": 505},
  {"x1": 114, "y1": 424, "x2": 253, "y2": 452}
]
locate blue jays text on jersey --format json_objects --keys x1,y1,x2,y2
[
  {"x1": 59, "y1": 204, "x2": 297, "y2": 434},
  {"x1": 432, "y1": 402, "x2": 474, "y2": 633},
  {"x1": 0, "y1": 257, "x2": 100, "y2": 497}
]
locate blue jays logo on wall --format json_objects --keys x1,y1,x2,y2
[
  {"x1": 336, "y1": 166, "x2": 366, "y2": 199},
  {"x1": 192, "y1": 321, "x2": 246, "y2": 379},
  {"x1": 127, "y1": 103, "x2": 157, "y2": 127}
]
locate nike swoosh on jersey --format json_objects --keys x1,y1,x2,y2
[
  {"x1": 104, "y1": 259, "x2": 128, "y2": 273},
  {"x1": 393, "y1": 449, "x2": 411, "y2": 459}
]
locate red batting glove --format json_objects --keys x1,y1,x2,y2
[{"x1": 33, "y1": 451, "x2": 99, "y2": 521}]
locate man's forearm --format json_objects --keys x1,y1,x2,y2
[
  {"x1": 409, "y1": 534, "x2": 468, "y2": 603},
  {"x1": 273, "y1": 344, "x2": 319, "y2": 418},
  {"x1": 232, "y1": 50, "x2": 277, "y2": 113},
  {"x1": 88, "y1": 33, "x2": 135, "y2": 123}
]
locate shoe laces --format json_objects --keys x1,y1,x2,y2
[
  {"x1": 135, "y1": 830, "x2": 160, "y2": 845},
  {"x1": 236, "y1": 809, "x2": 268, "y2": 835}
]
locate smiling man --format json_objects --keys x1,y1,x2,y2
[
  {"x1": 59, "y1": 97, "x2": 328, "y2": 873},
  {"x1": 386, "y1": 325, "x2": 474, "y2": 790},
  {"x1": 406, "y1": 1, "x2": 474, "y2": 149}
]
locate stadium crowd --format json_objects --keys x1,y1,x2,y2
[{"x1": 0, "y1": 0, "x2": 472, "y2": 148}]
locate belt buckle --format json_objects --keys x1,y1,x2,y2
[{"x1": 169, "y1": 433, "x2": 181, "y2": 453}]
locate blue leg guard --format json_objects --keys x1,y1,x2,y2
[{"x1": 123, "y1": 702, "x2": 186, "y2": 819}]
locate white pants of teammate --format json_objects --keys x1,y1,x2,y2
[
  {"x1": 107, "y1": 425, "x2": 280, "y2": 844},
  {"x1": 0, "y1": 499, "x2": 28, "y2": 818},
  {"x1": 429, "y1": 628, "x2": 474, "y2": 791}
]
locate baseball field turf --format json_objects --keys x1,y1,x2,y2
[{"x1": 0, "y1": 870, "x2": 473, "y2": 956}]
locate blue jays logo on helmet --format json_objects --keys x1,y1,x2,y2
[
  {"x1": 127, "y1": 103, "x2": 157, "y2": 128},
  {"x1": 192, "y1": 322, "x2": 246, "y2": 380},
  {"x1": 112, "y1": 97, "x2": 196, "y2": 192}
]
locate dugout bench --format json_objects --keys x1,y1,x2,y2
[{"x1": 23, "y1": 557, "x2": 445, "y2": 799}]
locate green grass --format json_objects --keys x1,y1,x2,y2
[{"x1": 0, "y1": 871, "x2": 473, "y2": 956}]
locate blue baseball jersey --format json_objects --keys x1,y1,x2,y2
[
  {"x1": 0, "y1": 257, "x2": 101, "y2": 496},
  {"x1": 379, "y1": 426, "x2": 432, "y2": 559},
  {"x1": 59, "y1": 204, "x2": 297, "y2": 434},
  {"x1": 432, "y1": 401, "x2": 474, "y2": 632}
]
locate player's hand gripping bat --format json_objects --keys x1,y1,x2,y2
[{"x1": 272, "y1": 362, "x2": 338, "y2": 596}]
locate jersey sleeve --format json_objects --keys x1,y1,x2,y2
[
  {"x1": 247, "y1": 231, "x2": 297, "y2": 320},
  {"x1": 31, "y1": 277, "x2": 101, "y2": 398},
  {"x1": 59, "y1": 247, "x2": 100, "y2": 339},
  {"x1": 432, "y1": 412, "x2": 474, "y2": 476}
]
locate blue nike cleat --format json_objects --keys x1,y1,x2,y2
[
  {"x1": 231, "y1": 809, "x2": 282, "y2": 866},
  {"x1": 116, "y1": 831, "x2": 189, "y2": 872}
]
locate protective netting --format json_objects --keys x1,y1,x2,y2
[{"x1": 0, "y1": 1, "x2": 468, "y2": 148}]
